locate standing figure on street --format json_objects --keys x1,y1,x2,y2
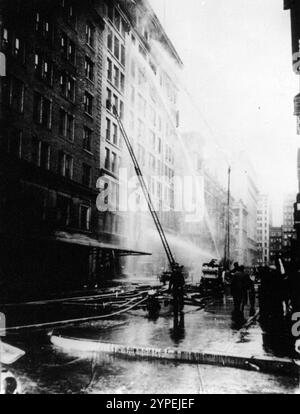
[
  {"x1": 231, "y1": 265, "x2": 249, "y2": 318},
  {"x1": 226, "y1": 262, "x2": 239, "y2": 285},
  {"x1": 275, "y1": 255, "x2": 290, "y2": 316},
  {"x1": 169, "y1": 263, "x2": 185, "y2": 314},
  {"x1": 248, "y1": 269, "x2": 256, "y2": 316}
]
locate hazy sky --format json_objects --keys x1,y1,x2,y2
[{"x1": 150, "y1": 0, "x2": 299, "y2": 225}]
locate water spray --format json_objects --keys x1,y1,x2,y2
[{"x1": 113, "y1": 105, "x2": 176, "y2": 270}]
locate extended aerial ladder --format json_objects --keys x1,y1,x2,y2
[{"x1": 112, "y1": 106, "x2": 176, "y2": 270}]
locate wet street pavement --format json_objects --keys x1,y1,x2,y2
[
  {"x1": 51, "y1": 293, "x2": 296, "y2": 359},
  {"x1": 8, "y1": 345, "x2": 300, "y2": 394},
  {"x1": 3, "y1": 291, "x2": 300, "y2": 394}
]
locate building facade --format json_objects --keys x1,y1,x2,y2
[
  {"x1": 0, "y1": 0, "x2": 109, "y2": 299},
  {"x1": 282, "y1": 193, "x2": 297, "y2": 262},
  {"x1": 257, "y1": 194, "x2": 272, "y2": 266},
  {"x1": 233, "y1": 199, "x2": 248, "y2": 266},
  {"x1": 105, "y1": 0, "x2": 183, "y2": 276},
  {"x1": 0, "y1": 0, "x2": 183, "y2": 299},
  {"x1": 269, "y1": 226, "x2": 283, "y2": 265},
  {"x1": 232, "y1": 154, "x2": 259, "y2": 267}
]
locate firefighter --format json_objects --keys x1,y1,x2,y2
[{"x1": 169, "y1": 263, "x2": 185, "y2": 313}]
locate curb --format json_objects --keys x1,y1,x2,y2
[{"x1": 51, "y1": 335, "x2": 299, "y2": 377}]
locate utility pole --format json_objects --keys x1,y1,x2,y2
[{"x1": 224, "y1": 166, "x2": 231, "y2": 271}]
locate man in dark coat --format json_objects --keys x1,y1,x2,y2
[
  {"x1": 169, "y1": 263, "x2": 185, "y2": 313},
  {"x1": 226, "y1": 262, "x2": 239, "y2": 285},
  {"x1": 231, "y1": 265, "x2": 249, "y2": 316}
]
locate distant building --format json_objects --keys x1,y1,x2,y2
[
  {"x1": 232, "y1": 154, "x2": 259, "y2": 267},
  {"x1": 269, "y1": 226, "x2": 283, "y2": 265},
  {"x1": 233, "y1": 199, "x2": 248, "y2": 266},
  {"x1": 180, "y1": 132, "x2": 236, "y2": 267},
  {"x1": 257, "y1": 194, "x2": 272, "y2": 266},
  {"x1": 282, "y1": 193, "x2": 296, "y2": 262},
  {"x1": 268, "y1": 196, "x2": 296, "y2": 265}
]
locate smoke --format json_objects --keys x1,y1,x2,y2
[{"x1": 113, "y1": 2, "x2": 229, "y2": 278}]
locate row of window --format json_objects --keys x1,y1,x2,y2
[
  {"x1": 130, "y1": 59, "x2": 150, "y2": 86},
  {"x1": 106, "y1": 2, "x2": 127, "y2": 39},
  {"x1": 58, "y1": 110, "x2": 92, "y2": 152},
  {"x1": 104, "y1": 148, "x2": 120, "y2": 175},
  {"x1": 7, "y1": 133, "x2": 92, "y2": 187},
  {"x1": 9, "y1": 183, "x2": 91, "y2": 231},
  {"x1": 56, "y1": 194, "x2": 91, "y2": 231},
  {"x1": 136, "y1": 145, "x2": 174, "y2": 180},
  {"x1": 129, "y1": 28, "x2": 158, "y2": 78},
  {"x1": 35, "y1": 12, "x2": 55, "y2": 40},
  {"x1": 5, "y1": 76, "x2": 95, "y2": 120},
  {"x1": 106, "y1": 88, "x2": 124, "y2": 119},
  {"x1": 59, "y1": 32, "x2": 76, "y2": 64},
  {"x1": 107, "y1": 58, "x2": 125, "y2": 93},
  {"x1": 2, "y1": 17, "x2": 95, "y2": 68},
  {"x1": 258, "y1": 242, "x2": 269, "y2": 248},
  {"x1": 32, "y1": 138, "x2": 92, "y2": 186},
  {"x1": 35, "y1": 49, "x2": 94, "y2": 91},
  {"x1": 35, "y1": 11, "x2": 95, "y2": 50},
  {"x1": 257, "y1": 222, "x2": 269, "y2": 228},
  {"x1": 5, "y1": 77, "x2": 24, "y2": 113},
  {"x1": 33, "y1": 90, "x2": 94, "y2": 128},
  {"x1": 105, "y1": 117, "x2": 120, "y2": 147},
  {"x1": 257, "y1": 230, "x2": 269, "y2": 235},
  {"x1": 132, "y1": 52, "x2": 174, "y2": 110},
  {"x1": 60, "y1": 0, "x2": 77, "y2": 25},
  {"x1": 107, "y1": 29, "x2": 125, "y2": 66},
  {"x1": 130, "y1": 87, "x2": 164, "y2": 131},
  {"x1": 135, "y1": 121, "x2": 173, "y2": 161},
  {"x1": 2, "y1": 29, "x2": 25, "y2": 63}
]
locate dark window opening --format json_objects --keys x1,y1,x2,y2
[{"x1": 82, "y1": 163, "x2": 91, "y2": 187}]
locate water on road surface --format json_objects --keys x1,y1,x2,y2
[
  {"x1": 7, "y1": 340, "x2": 300, "y2": 394},
  {"x1": 3, "y1": 292, "x2": 300, "y2": 394}
]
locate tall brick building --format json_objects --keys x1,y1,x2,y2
[
  {"x1": 282, "y1": 193, "x2": 296, "y2": 262},
  {"x1": 0, "y1": 0, "x2": 184, "y2": 299},
  {"x1": 257, "y1": 194, "x2": 272, "y2": 266},
  {"x1": 0, "y1": 0, "x2": 147, "y2": 300},
  {"x1": 100, "y1": 0, "x2": 183, "y2": 277},
  {"x1": 269, "y1": 226, "x2": 283, "y2": 265}
]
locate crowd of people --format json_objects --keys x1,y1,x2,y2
[
  {"x1": 229, "y1": 256, "x2": 300, "y2": 323},
  {"x1": 257, "y1": 257, "x2": 300, "y2": 321},
  {"x1": 164, "y1": 256, "x2": 300, "y2": 328}
]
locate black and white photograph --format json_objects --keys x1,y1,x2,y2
[{"x1": 0, "y1": 0, "x2": 300, "y2": 396}]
